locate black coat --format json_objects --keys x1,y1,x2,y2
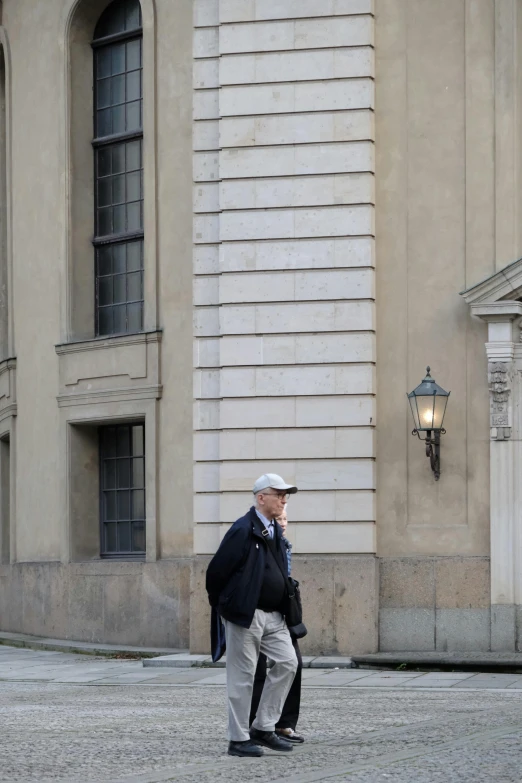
[{"x1": 206, "y1": 506, "x2": 289, "y2": 629}]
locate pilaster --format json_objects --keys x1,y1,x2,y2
[{"x1": 472, "y1": 301, "x2": 522, "y2": 649}]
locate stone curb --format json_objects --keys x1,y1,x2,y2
[
  {"x1": 143, "y1": 654, "x2": 354, "y2": 669},
  {"x1": 0, "y1": 631, "x2": 185, "y2": 659},
  {"x1": 353, "y1": 652, "x2": 522, "y2": 670}
]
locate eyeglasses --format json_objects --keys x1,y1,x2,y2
[{"x1": 261, "y1": 491, "x2": 289, "y2": 501}]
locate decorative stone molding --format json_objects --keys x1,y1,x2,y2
[
  {"x1": 461, "y1": 263, "x2": 522, "y2": 306},
  {"x1": 488, "y1": 361, "x2": 512, "y2": 433},
  {"x1": 0, "y1": 358, "x2": 16, "y2": 421},
  {"x1": 469, "y1": 303, "x2": 521, "y2": 440},
  {"x1": 55, "y1": 331, "x2": 162, "y2": 408}
]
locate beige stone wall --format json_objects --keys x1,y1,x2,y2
[
  {"x1": 375, "y1": 0, "x2": 492, "y2": 558},
  {"x1": 154, "y1": 0, "x2": 194, "y2": 558},
  {"x1": 0, "y1": 0, "x2": 193, "y2": 645},
  {"x1": 190, "y1": 553, "x2": 379, "y2": 655},
  {"x1": 3, "y1": 0, "x2": 518, "y2": 653},
  {"x1": 5, "y1": 0, "x2": 64, "y2": 561},
  {"x1": 189, "y1": 0, "x2": 380, "y2": 655},
  {"x1": 0, "y1": 0, "x2": 380, "y2": 653},
  {"x1": 379, "y1": 556, "x2": 491, "y2": 650},
  {"x1": 193, "y1": 0, "x2": 377, "y2": 560},
  {"x1": 0, "y1": 560, "x2": 190, "y2": 647},
  {"x1": 375, "y1": 0, "x2": 522, "y2": 651},
  {"x1": 0, "y1": 0, "x2": 194, "y2": 565}
]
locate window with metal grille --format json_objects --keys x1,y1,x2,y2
[
  {"x1": 99, "y1": 423, "x2": 145, "y2": 557},
  {"x1": 92, "y1": 0, "x2": 144, "y2": 336}
]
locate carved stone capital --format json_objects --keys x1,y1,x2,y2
[{"x1": 488, "y1": 361, "x2": 513, "y2": 436}]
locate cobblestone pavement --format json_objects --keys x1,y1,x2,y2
[{"x1": 1, "y1": 646, "x2": 522, "y2": 782}]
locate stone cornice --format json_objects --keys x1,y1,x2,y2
[
  {"x1": 485, "y1": 341, "x2": 515, "y2": 362},
  {"x1": 0, "y1": 403, "x2": 16, "y2": 422},
  {"x1": 0, "y1": 357, "x2": 16, "y2": 372},
  {"x1": 57, "y1": 384, "x2": 163, "y2": 408},
  {"x1": 460, "y1": 257, "x2": 522, "y2": 304},
  {"x1": 471, "y1": 301, "x2": 522, "y2": 322},
  {"x1": 55, "y1": 330, "x2": 162, "y2": 356}
]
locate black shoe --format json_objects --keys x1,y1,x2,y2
[
  {"x1": 276, "y1": 728, "x2": 305, "y2": 744},
  {"x1": 249, "y1": 727, "x2": 294, "y2": 752},
  {"x1": 228, "y1": 740, "x2": 264, "y2": 757}
]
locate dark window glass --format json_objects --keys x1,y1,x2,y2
[
  {"x1": 95, "y1": 141, "x2": 143, "y2": 237},
  {"x1": 100, "y1": 423, "x2": 145, "y2": 557},
  {"x1": 93, "y1": 0, "x2": 142, "y2": 41},
  {"x1": 95, "y1": 240, "x2": 143, "y2": 335},
  {"x1": 132, "y1": 522, "x2": 145, "y2": 552},
  {"x1": 93, "y1": 0, "x2": 143, "y2": 337}
]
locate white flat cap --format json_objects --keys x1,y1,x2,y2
[{"x1": 252, "y1": 473, "x2": 298, "y2": 495}]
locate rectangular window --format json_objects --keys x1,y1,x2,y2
[
  {"x1": 93, "y1": 4, "x2": 143, "y2": 338},
  {"x1": 99, "y1": 423, "x2": 145, "y2": 558}
]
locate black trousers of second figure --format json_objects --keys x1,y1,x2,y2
[{"x1": 249, "y1": 638, "x2": 302, "y2": 731}]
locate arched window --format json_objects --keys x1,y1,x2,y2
[{"x1": 92, "y1": 0, "x2": 143, "y2": 336}]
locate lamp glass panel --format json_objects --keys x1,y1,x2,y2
[
  {"x1": 433, "y1": 394, "x2": 448, "y2": 430},
  {"x1": 409, "y1": 395, "x2": 421, "y2": 431},
  {"x1": 417, "y1": 394, "x2": 436, "y2": 430}
]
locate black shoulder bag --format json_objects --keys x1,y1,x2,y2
[{"x1": 264, "y1": 531, "x2": 307, "y2": 639}]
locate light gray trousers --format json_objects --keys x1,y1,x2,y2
[{"x1": 224, "y1": 609, "x2": 298, "y2": 742}]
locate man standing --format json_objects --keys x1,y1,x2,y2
[
  {"x1": 206, "y1": 474, "x2": 299, "y2": 757},
  {"x1": 250, "y1": 507, "x2": 304, "y2": 743}
]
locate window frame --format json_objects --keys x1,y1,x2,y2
[
  {"x1": 91, "y1": 0, "x2": 144, "y2": 338},
  {"x1": 98, "y1": 421, "x2": 146, "y2": 560}
]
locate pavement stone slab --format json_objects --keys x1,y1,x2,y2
[
  {"x1": 308, "y1": 656, "x2": 353, "y2": 669},
  {"x1": 455, "y1": 674, "x2": 522, "y2": 689},
  {"x1": 87, "y1": 669, "x2": 175, "y2": 683},
  {"x1": 143, "y1": 654, "x2": 215, "y2": 669},
  {"x1": 191, "y1": 673, "x2": 228, "y2": 685},
  {"x1": 302, "y1": 672, "x2": 385, "y2": 687},
  {"x1": 347, "y1": 677, "x2": 423, "y2": 687},
  {"x1": 406, "y1": 671, "x2": 475, "y2": 679},
  {"x1": 405, "y1": 679, "x2": 474, "y2": 688},
  {"x1": 145, "y1": 671, "x2": 225, "y2": 685},
  {"x1": 506, "y1": 679, "x2": 522, "y2": 689}
]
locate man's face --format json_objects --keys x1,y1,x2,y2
[{"x1": 258, "y1": 489, "x2": 288, "y2": 520}]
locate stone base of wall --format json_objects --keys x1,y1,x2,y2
[
  {"x1": 0, "y1": 560, "x2": 191, "y2": 648},
  {"x1": 0, "y1": 554, "x2": 378, "y2": 653},
  {"x1": 379, "y1": 556, "x2": 494, "y2": 651},
  {"x1": 190, "y1": 554, "x2": 379, "y2": 656},
  {"x1": 491, "y1": 605, "x2": 522, "y2": 652},
  {"x1": 8, "y1": 556, "x2": 508, "y2": 653}
]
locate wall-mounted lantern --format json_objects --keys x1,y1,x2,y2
[{"x1": 407, "y1": 367, "x2": 450, "y2": 481}]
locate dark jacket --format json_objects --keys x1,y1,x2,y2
[{"x1": 206, "y1": 506, "x2": 289, "y2": 629}]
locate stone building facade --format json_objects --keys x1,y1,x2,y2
[{"x1": 0, "y1": 0, "x2": 521, "y2": 654}]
